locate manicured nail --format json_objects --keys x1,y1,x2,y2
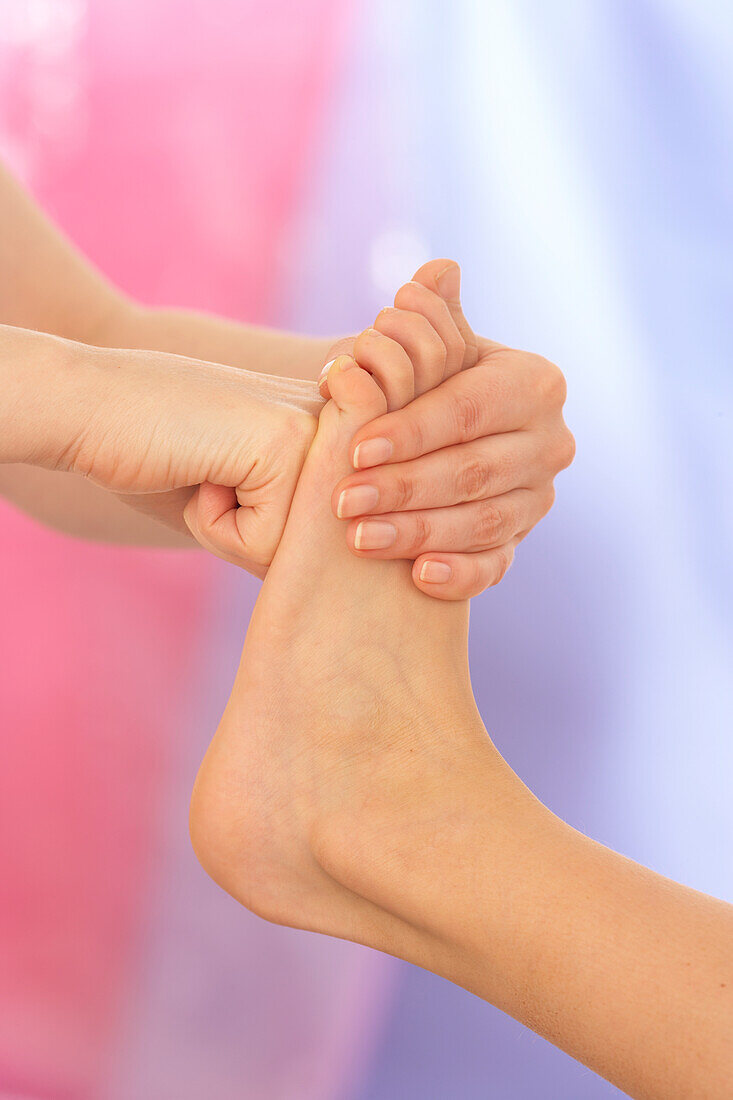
[
  {"x1": 318, "y1": 358, "x2": 336, "y2": 385},
  {"x1": 436, "y1": 262, "x2": 460, "y2": 301},
  {"x1": 353, "y1": 437, "x2": 393, "y2": 469},
  {"x1": 354, "y1": 520, "x2": 396, "y2": 550},
  {"x1": 337, "y1": 485, "x2": 379, "y2": 518},
  {"x1": 419, "y1": 560, "x2": 452, "y2": 584}
]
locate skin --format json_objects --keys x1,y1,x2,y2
[
  {"x1": 0, "y1": 162, "x2": 574, "y2": 596},
  {"x1": 0, "y1": 322, "x2": 320, "y2": 574},
  {"x1": 190, "y1": 358, "x2": 733, "y2": 1100}
]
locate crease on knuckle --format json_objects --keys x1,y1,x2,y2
[
  {"x1": 475, "y1": 500, "x2": 507, "y2": 546},
  {"x1": 390, "y1": 473, "x2": 415, "y2": 509},
  {"x1": 459, "y1": 457, "x2": 492, "y2": 500},
  {"x1": 400, "y1": 412, "x2": 424, "y2": 456},
  {"x1": 447, "y1": 332, "x2": 466, "y2": 365},
  {"x1": 406, "y1": 512, "x2": 430, "y2": 554},
  {"x1": 452, "y1": 388, "x2": 486, "y2": 439},
  {"x1": 425, "y1": 333, "x2": 448, "y2": 375}
]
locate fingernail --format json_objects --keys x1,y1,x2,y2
[
  {"x1": 354, "y1": 520, "x2": 396, "y2": 550},
  {"x1": 318, "y1": 358, "x2": 336, "y2": 385},
  {"x1": 436, "y1": 263, "x2": 460, "y2": 301},
  {"x1": 337, "y1": 485, "x2": 379, "y2": 518},
  {"x1": 419, "y1": 560, "x2": 452, "y2": 584},
  {"x1": 353, "y1": 437, "x2": 393, "y2": 469}
]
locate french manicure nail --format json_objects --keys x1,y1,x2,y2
[
  {"x1": 337, "y1": 485, "x2": 379, "y2": 518},
  {"x1": 354, "y1": 520, "x2": 396, "y2": 550},
  {"x1": 419, "y1": 560, "x2": 452, "y2": 584},
  {"x1": 318, "y1": 358, "x2": 336, "y2": 385},
  {"x1": 353, "y1": 437, "x2": 393, "y2": 469}
]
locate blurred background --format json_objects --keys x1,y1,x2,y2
[{"x1": 1, "y1": 1, "x2": 731, "y2": 1097}]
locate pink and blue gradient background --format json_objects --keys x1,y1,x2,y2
[{"x1": 1, "y1": 2, "x2": 731, "y2": 1097}]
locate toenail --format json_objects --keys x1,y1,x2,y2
[
  {"x1": 419, "y1": 560, "x2": 452, "y2": 584},
  {"x1": 435, "y1": 263, "x2": 461, "y2": 301},
  {"x1": 353, "y1": 437, "x2": 393, "y2": 469},
  {"x1": 337, "y1": 355, "x2": 358, "y2": 371},
  {"x1": 337, "y1": 485, "x2": 379, "y2": 519},
  {"x1": 354, "y1": 520, "x2": 396, "y2": 550}
]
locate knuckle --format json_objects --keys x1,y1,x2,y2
[
  {"x1": 399, "y1": 412, "x2": 424, "y2": 456},
  {"x1": 493, "y1": 446, "x2": 517, "y2": 485},
  {"x1": 545, "y1": 425, "x2": 575, "y2": 473},
  {"x1": 534, "y1": 355, "x2": 567, "y2": 405},
  {"x1": 490, "y1": 546, "x2": 513, "y2": 585},
  {"x1": 458, "y1": 456, "x2": 493, "y2": 500},
  {"x1": 390, "y1": 473, "x2": 415, "y2": 509},
  {"x1": 405, "y1": 511, "x2": 431, "y2": 553},
  {"x1": 447, "y1": 331, "x2": 466, "y2": 364},
  {"x1": 452, "y1": 388, "x2": 486, "y2": 439},
  {"x1": 423, "y1": 332, "x2": 448, "y2": 373},
  {"x1": 475, "y1": 500, "x2": 507, "y2": 544},
  {"x1": 559, "y1": 427, "x2": 576, "y2": 469}
]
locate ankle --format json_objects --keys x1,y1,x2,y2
[{"x1": 307, "y1": 708, "x2": 494, "y2": 917}]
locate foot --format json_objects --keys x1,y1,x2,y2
[{"x1": 189, "y1": 358, "x2": 488, "y2": 943}]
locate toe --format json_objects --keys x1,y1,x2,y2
[{"x1": 322, "y1": 355, "x2": 388, "y2": 430}]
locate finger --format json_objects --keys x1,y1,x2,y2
[
  {"x1": 345, "y1": 487, "x2": 551, "y2": 558},
  {"x1": 183, "y1": 482, "x2": 267, "y2": 575},
  {"x1": 350, "y1": 359, "x2": 536, "y2": 469},
  {"x1": 318, "y1": 336, "x2": 357, "y2": 399},
  {"x1": 411, "y1": 541, "x2": 518, "y2": 601},
  {"x1": 322, "y1": 354, "x2": 388, "y2": 423},
  {"x1": 411, "y1": 259, "x2": 479, "y2": 371},
  {"x1": 372, "y1": 307, "x2": 447, "y2": 396},
  {"x1": 393, "y1": 280, "x2": 465, "y2": 380},
  {"x1": 350, "y1": 327, "x2": 415, "y2": 411},
  {"x1": 332, "y1": 430, "x2": 544, "y2": 518}
]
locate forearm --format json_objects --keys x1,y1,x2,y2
[
  {"x1": 0, "y1": 463, "x2": 191, "y2": 547},
  {"x1": 0, "y1": 323, "x2": 84, "y2": 467},
  {"x1": 0, "y1": 323, "x2": 191, "y2": 544},
  {"x1": 1, "y1": 161, "x2": 332, "y2": 380},
  {"x1": 330, "y1": 748, "x2": 733, "y2": 1099},
  {"x1": 0, "y1": 163, "x2": 123, "y2": 343},
  {"x1": 103, "y1": 301, "x2": 333, "y2": 381}
]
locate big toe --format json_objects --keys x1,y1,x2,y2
[{"x1": 316, "y1": 356, "x2": 388, "y2": 466}]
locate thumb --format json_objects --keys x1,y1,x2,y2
[
  {"x1": 318, "y1": 335, "x2": 357, "y2": 400},
  {"x1": 183, "y1": 482, "x2": 269, "y2": 576},
  {"x1": 411, "y1": 259, "x2": 479, "y2": 370}
]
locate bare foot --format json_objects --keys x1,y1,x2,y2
[{"x1": 189, "y1": 358, "x2": 489, "y2": 945}]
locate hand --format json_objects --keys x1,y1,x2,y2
[
  {"x1": 326, "y1": 260, "x2": 575, "y2": 600},
  {"x1": 57, "y1": 340, "x2": 321, "y2": 575}
]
